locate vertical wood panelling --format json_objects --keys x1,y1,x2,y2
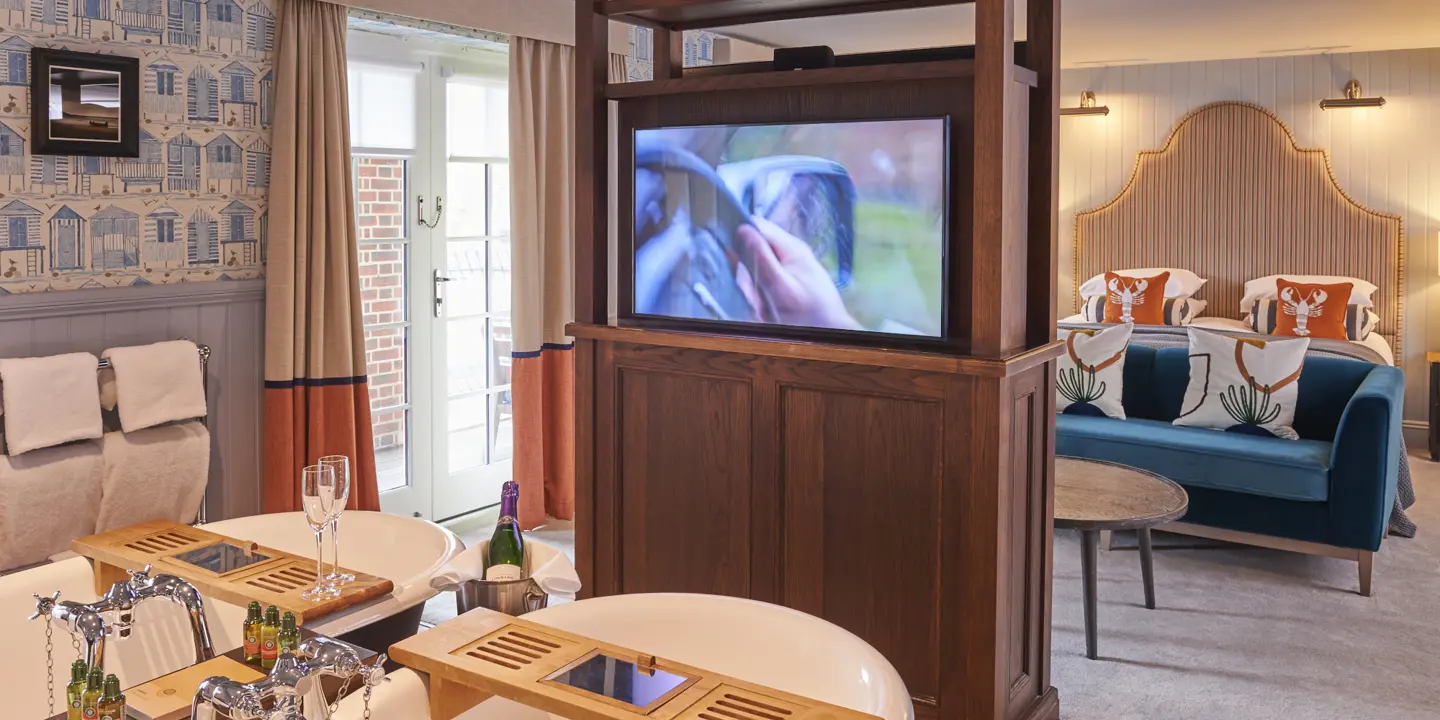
[
  {"x1": 0, "y1": 282, "x2": 265, "y2": 520},
  {"x1": 1060, "y1": 48, "x2": 1440, "y2": 424}
]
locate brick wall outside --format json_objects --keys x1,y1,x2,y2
[{"x1": 356, "y1": 156, "x2": 407, "y2": 451}]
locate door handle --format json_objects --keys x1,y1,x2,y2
[{"x1": 434, "y1": 270, "x2": 452, "y2": 317}]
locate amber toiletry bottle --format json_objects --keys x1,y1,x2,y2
[
  {"x1": 97, "y1": 674, "x2": 125, "y2": 720},
  {"x1": 80, "y1": 666, "x2": 103, "y2": 719},
  {"x1": 243, "y1": 601, "x2": 264, "y2": 664},
  {"x1": 260, "y1": 604, "x2": 281, "y2": 669},
  {"x1": 65, "y1": 660, "x2": 87, "y2": 720}
]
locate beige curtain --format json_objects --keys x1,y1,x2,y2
[
  {"x1": 610, "y1": 53, "x2": 627, "y2": 83},
  {"x1": 510, "y1": 37, "x2": 576, "y2": 529},
  {"x1": 263, "y1": 0, "x2": 379, "y2": 513}
]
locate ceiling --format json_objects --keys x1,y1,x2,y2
[{"x1": 720, "y1": 0, "x2": 1440, "y2": 68}]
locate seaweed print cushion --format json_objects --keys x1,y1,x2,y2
[
  {"x1": 1173, "y1": 328, "x2": 1309, "y2": 440},
  {"x1": 1057, "y1": 323, "x2": 1132, "y2": 420}
]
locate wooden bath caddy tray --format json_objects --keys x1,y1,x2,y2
[
  {"x1": 390, "y1": 606, "x2": 883, "y2": 720},
  {"x1": 70, "y1": 519, "x2": 393, "y2": 625}
]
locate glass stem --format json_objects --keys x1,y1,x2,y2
[
  {"x1": 328, "y1": 518, "x2": 340, "y2": 578},
  {"x1": 313, "y1": 528, "x2": 325, "y2": 585}
]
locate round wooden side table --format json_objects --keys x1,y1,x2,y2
[{"x1": 1055, "y1": 456, "x2": 1189, "y2": 660}]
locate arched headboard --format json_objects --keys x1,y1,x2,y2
[{"x1": 1074, "y1": 101, "x2": 1403, "y2": 354}]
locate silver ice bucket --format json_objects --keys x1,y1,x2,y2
[{"x1": 454, "y1": 538, "x2": 559, "y2": 615}]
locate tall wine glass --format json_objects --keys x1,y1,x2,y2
[
  {"x1": 318, "y1": 455, "x2": 355, "y2": 586},
  {"x1": 300, "y1": 465, "x2": 340, "y2": 601}
]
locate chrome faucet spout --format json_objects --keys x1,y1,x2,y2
[{"x1": 191, "y1": 641, "x2": 386, "y2": 720}]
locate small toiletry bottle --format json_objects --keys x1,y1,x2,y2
[
  {"x1": 97, "y1": 674, "x2": 125, "y2": 720},
  {"x1": 243, "y1": 600, "x2": 264, "y2": 664},
  {"x1": 65, "y1": 660, "x2": 87, "y2": 720},
  {"x1": 278, "y1": 611, "x2": 300, "y2": 655},
  {"x1": 260, "y1": 604, "x2": 281, "y2": 669},
  {"x1": 80, "y1": 666, "x2": 103, "y2": 720}
]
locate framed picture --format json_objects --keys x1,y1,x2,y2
[{"x1": 30, "y1": 48, "x2": 140, "y2": 158}]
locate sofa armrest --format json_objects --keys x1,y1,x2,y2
[{"x1": 1327, "y1": 365, "x2": 1404, "y2": 550}]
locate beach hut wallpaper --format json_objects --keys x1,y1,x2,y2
[{"x1": 0, "y1": 0, "x2": 274, "y2": 293}]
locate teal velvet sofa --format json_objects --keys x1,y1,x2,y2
[{"x1": 1056, "y1": 344, "x2": 1404, "y2": 595}]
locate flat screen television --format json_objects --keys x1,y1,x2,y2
[{"x1": 631, "y1": 118, "x2": 948, "y2": 340}]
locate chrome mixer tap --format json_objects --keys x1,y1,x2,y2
[
  {"x1": 30, "y1": 563, "x2": 216, "y2": 668},
  {"x1": 191, "y1": 637, "x2": 386, "y2": 720}
]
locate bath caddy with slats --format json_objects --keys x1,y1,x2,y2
[
  {"x1": 70, "y1": 519, "x2": 393, "y2": 624},
  {"x1": 390, "y1": 606, "x2": 883, "y2": 720}
]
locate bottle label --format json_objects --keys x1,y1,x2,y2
[
  {"x1": 262, "y1": 639, "x2": 277, "y2": 658},
  {"x1": 485, "y1": 564, "x2": 523, "y2": 582},
  {"x1": 245, "y1": 634, "x2": 259, "y2": 654},
  {"x1": 83, "y1": 709, "x2": 97, "y2": 719}
]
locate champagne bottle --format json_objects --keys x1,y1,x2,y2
[
  {"x1": 278, "y1": 611, "x2": 300, "y2": 655},
  {"x1": 65, "y1": 660, "x2": 87, "y2": 720},
  {"x1": 260, "y1": 604, "x2": 281, "y2": 669},
  {"x1": 81, "y1": 667, "x2": 103, "y2": 720},
  {"x1": 243, "y1": 601, "x2": 264, "y2": 664},
  {"x1": 485, "y1": 481, "x2": 525, "y2": 582},
  {"x1": 97, "y1": 674, "x2": 125, "y2": 720}
]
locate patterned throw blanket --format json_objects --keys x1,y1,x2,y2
[{"x1": 1058, "y1": 322, "x2": 1417, "y2": 537}]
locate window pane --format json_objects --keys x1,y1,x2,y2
[
  {"x1": 354, "y1": 157, "x2": 407, "y2": 242},
  {"x1": 359, "y1": 241, "x2": 407, "y2": 325},
  {"x1": 446, "y1": 162, "x2": 487, "y2": 238},
  {"x1": 489, "y1": 237, "x2": 510, "y2": 315},
  {"x1": 489, "y1": 318, "x2": 511, "y2": 386},
  {"x1": 491, "y1": 390, "x2": 513, "y2": 462},
  {"x1": 447, "y1": 316, "x2": 488, "y2": 397},
  {"x1": 348, "y1": 65, "x2": 417, "y2": 150},
  {"x1": 449, "y1": 393, "x2": 488, "y2": 472},
  {"x1": 373, "y1": 408, "x2": 408, "y2": 492},
  {"x1": 489, "y1": 162, "x2": 510, "y2": 236},
  {"x1": 444, "y1": 240, "x2": 486, "y2": 318},
  {"x1": 365, "y1": 325, "x2": 407, "y2": 410},
  {"x1": 447, "y1": 79, "x2": 507, "y2": 158}
]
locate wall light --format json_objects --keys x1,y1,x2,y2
[
  {"x1": 1060, "y1": 90, "x2": 1110, "y2": 117},
  {"x1": 1320, "y1": 80, "x2": 1386, "y2": 110}
]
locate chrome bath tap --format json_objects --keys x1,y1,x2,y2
[
  {"x1": 192, "y1": 636, "x2": 386, "y2": 720},
  {"x1": 30, "y1": 564, "x2": 216, "y2": 668}
]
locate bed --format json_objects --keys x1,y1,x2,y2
[{"x1": 1061, "y1": 100, "x2": 1413, "y2": 536}]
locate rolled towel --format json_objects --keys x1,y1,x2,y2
[
  {"x1": 530, "y1": 552, "x2": 581, "y2": 600},
  {"x1": 102, "y1": 340, "x2": 206, "y2": 432},
  {"x1": 0, "y1": 440, "x2": 103, "y2": 572},
  {"x1": 95, "y1": 420, "x2": 210, "y2": 533},
  {"x1": 0, "y1": 352, "x2": 103, "y2": 455}
]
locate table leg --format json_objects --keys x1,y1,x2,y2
[
  {"x1": 1081, "y1": 529, "x2": 1098, "y2": 660},
  {"x1": 1139, "y1": 527, "x2": 1156, "y2": 610}
]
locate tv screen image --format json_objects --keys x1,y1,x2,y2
[{"x1": 633, "y1": 118, "x2": 947, "y2": 338}]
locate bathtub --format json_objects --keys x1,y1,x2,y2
[{"x1": 2, "y1": 511, "x2": 460, "y2": 718}]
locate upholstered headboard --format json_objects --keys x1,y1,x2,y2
[{"x1": 1074, "y1": 101, "x2": 1403, "y2": 353}]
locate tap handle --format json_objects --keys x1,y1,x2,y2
[
  {"x1": 126, "y1": 564, "x2": 155, "y2": 583},
  {"x1": 28, "y1": 591, "x2": 61, "y2": 620},
  {"x1": 365, "y1": 653, "x2": 388, "y2": 687}
]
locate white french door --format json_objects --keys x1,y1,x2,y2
[{"x1": 348, "y1": 29, "x2": 511, "y2": 522}]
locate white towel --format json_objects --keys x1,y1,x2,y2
[
  {"x1": 95, "y1": 420, "x2": 210, "y2": 533},
  {"x1": 430, "y1": 541, "x2": 488, "y2": 591},
  {"x1": 429, "y1": 538, "x2": 581, "y2": 600},
  {"x1": 0, "y1": 352, "x2": 103, "y2": 455},
  {"x1": 530, "y1": 553, "x2": 581, "y2": 600},
  {"x1": 102, "y1": 340, "x2": 207, "y2": 432},
  {"x1": 0, "y1": 440, "x2": 103, "y2": 572}
]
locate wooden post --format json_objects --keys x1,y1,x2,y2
[
  {"x1": 1026, "y1": 0, "x2": 1062, "y2": 348},
  {"x1": 573, "y1": 0, "x2": 609, "y2": 325},
  {"x1": 652, "y1": 27, "x2": 685, "y2": 80},
  {"x1": 970, "y1": 0, "x2": 1023, "y2": 358}
]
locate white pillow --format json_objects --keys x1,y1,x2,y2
[
  {"x1": 1079, "y1": 268, "x2": 1207, "y2": 299},
  {"x1": 1057, "y1": 324, "x2": 1131, "y2": 419},
  {"x1": 1173, "y1": 328, "x2": 1308, "y2": 440},
  {"x1": 1240, "y1": 274, "x2": 1377, "y2": 310}
]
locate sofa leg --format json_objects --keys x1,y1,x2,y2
[{"x1": 1358, "y1": 551, "x2": 1374, "y2": 597}]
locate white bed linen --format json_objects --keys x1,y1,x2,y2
[{"x1": 1058, "y1": 315, "x2": 1396, "y2": 366}]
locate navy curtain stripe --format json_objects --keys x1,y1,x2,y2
[
  {"x1": 511, "y1": 342, "x2": 575, "y2": 359},
  {"x1": 263, "y1": 375, "x2": 369, "y2": 389}
]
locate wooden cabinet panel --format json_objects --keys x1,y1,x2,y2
[
  {"x1": 615, "y1": 367, "x2": 754, "y2": 596},
  {"x1": 779, "y1": 386, "x2": 945, "y2": 705}
]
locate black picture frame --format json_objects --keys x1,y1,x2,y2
[{"x1": 30, "y1": 48, "x2": 140, "y2": 158}]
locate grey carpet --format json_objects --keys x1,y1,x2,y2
[
  {"x1": 1051, "y1": 447, "x2": 1440, "y2": 719},
  {"x1": 420, "y1": 458, "x2": 1438, "y2": 719}
]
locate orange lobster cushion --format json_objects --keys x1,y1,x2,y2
[
  {"x1": 1272, "y1": 278, "x2": 1352, "y2": 340},
  {"x1": 1102, "y1": 271, "x2": 1170, "y2": 325}
]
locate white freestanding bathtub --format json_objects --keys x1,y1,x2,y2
[
  {"x1": 333, "y1": 593, "x2": 914, "y2": 720},
  {"x1": 2, "y1": 511, "x2": 460, "y2": 718}
]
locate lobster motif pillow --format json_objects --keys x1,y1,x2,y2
[
  {"x1": 1102, "y1": 271, "x2": 1170, "y2": 325},
  {"x1": 1056, "y1": 323, "x2": 1131, "y2": 419},
  {"x1": 1173, "y1": 328, "x2": 1309, "y2": 440},
  {"x1": 1265, "y1": 279, "x2": 1353, "y2": 340}
]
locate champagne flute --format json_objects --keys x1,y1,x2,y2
[
  {"x1": 318, "y1": 455, "x2": 356, "y2": 586},
  {"x1": 300, "y1": 465, "x2": 340, "y2": 601}
]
